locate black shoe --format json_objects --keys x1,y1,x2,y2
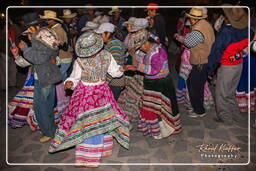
[{"x1": 188, "y1": 111, "x2": 206, "y2": 118}]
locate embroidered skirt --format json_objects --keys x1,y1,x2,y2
[
  {"x1": 138, "y1": 75, "x2": 182, "y2": 138},
  {"x1": 118, "y1": 73, "x2": 144, "y2": 122},
  {"x1": 236, "y1": 55, "x2": 256, "y2": 112},
  {"x1": 49, "y1": 81, "x2": 130, "y2": 156}
]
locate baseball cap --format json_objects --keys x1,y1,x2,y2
[{"x1": 94, "y1": 23, "x2": 115, "y2": 34}]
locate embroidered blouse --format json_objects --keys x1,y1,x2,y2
[
  {"x1": 65, "y1": 50, "x2": 123, "y2": 89},
  {"x1": 136, "y1": 44, "x2": 169, "y2": 79}
]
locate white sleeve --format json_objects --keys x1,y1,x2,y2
[
  {"x1": 64, "y1": 60, "x2": 81, "y2": 89},
  {"x1": 14, "y1": 55, "x2": 31, "y2": 67},
  {"x1": 107, "y1": 55, "x2": 123, "y2": 78}
]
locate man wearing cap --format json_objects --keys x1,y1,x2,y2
[
  {"x1": 95, "y1": 23, "x2": 127, "y2": 100},
  {"x1": 179, "y1": 7, "x2": 215, "y2": 117},
  {"x1": 146, "y1": 3, "x2": 168, "y2": 47},
  {"x1": 109, "y1": 7, "x2": 127, "y2": 41},
  {"x1": 207, "y1": 5, "x2": 250, "y2": 125},
  {"x1": 41, "y1": 10, "x2": 73, "y2": 81}
]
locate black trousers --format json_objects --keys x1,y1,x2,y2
[{"x1": 187, "y1": 64, "x2": 208, "y2": 114}]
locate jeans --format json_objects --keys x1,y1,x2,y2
[
  {"x1": 60, "y1": 62, "x2": 72, "y2": 81},
  {"x1": 187, "y1": 64, "x2": 208, "y2": 114},
  {"x1": 34, "y1": 80, "x2": 57, "y2": 137}
]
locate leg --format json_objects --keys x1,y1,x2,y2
[
  {"x1": 110, "y1": 86, "x2": 123, "y2": 101},
  {"x1": 60, "y1": 62, "x2": 72, "y2": 81},
  {"x1": 187, "y1": 64, "x2": 207, "y2": 114},
  {"x1": 33, "y1": 81, "x2": 57, "y2": 138}
]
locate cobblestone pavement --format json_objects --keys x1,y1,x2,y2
[{"x1": 1, "y1": 54, "x2": 256, "y2": 171}]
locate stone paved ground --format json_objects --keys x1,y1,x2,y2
[{"x1": 1, "y1": 53, "x2": 256, "y2": 171}]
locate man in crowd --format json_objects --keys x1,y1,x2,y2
[
  {"x1": 207, "y1": 5, "x2": 250, "y2": 125},
  {"x1": 181, "y1": 7, "x2": 215, "y2": 117}
]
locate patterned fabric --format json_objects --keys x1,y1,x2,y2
[
  {"x1": 236, "y1": 55, "x2": 256, "y2": 112},
  {"x1": 75, "y1": 134, "x2": 113, "y2": 166},
  {"x1": 118, "y1": 74, "x2": 144, "y2": 122},
  {"x1": 34, "y1": 27, "x2": 60, "y2": 50},
  {"x1": 49, "y1": 81, "x2": 130, "y2": 153},
  {"x1": 138, "y1": 75, "x2": 182, "y2": 138},
  {"x1": 105, "y1": 39, "x2": 127, "y2": 87},
  {"x1": 8, "y1": 70, "x2": 62, "y2": 130},
  {"x1": 179, "y1": 49, "x2": 192, "y2": 80},
  {"x1": 136, "y1": 44, "x2": 169, "y2": 79},
  {"x1": 77, "y1": 50, "x2": 111, "y2": 83},
  {"x1": 184, "y1": 30, "x2": 205, "y2": 48},
  {"x1": 75, "y1": 32, "x2": 104, "y2": 58},
  {"x1": 105, "y1": 39, "x2": 126, "y2": 65}
]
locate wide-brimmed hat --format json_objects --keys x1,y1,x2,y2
[
  {"x1": 75, "y1": 32, "x2": 104, "y2": 57},
  {"x1": 222, "y1": 4, "x2": 248, "y2": 29},
  {"x1": 40, "y1": 10, "x2": 63, "y2": 23},
  {"x1": 130, "y1": 18, "x2": 149, "y2": 32},
  {"x1": 93, "y1": 15, "x2": 110, "y2": 24},
  {"x1": 34, "y1": 27, "x2": 60, "y2": 50},
  {"x1": 109, "y1": 7, "x2": 122, "y2": 15},
  {"x1": 61, "y1": 9, "x2": 77, "y2": 18},
  {"x1": 21, "y1": 12, "x2": 43, "y2": 28},
  {"x1": 94, "y1": 23, "x2": 115, "y2": 34},
  {"x1": 81, "y1": 21, "x2": 99, "y2": 32},
  {"x1": 186, "y1": 8, "x2": 207, "y2": 19},
  {"x1": 132, "y1": 29, "x2": 149, "y2": 50},
  {"x1": 122, "y1": 17, "x2": 136, "y2": 27}
]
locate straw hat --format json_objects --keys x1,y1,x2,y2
[
  {"x1": 40, "y1": 10, "x2": 63, "y2": 22},
  {"x1": 61, "y1": 9, "x2": 77, "y2": 18},
  {"x1": 186, "y1": 8, "x2": 207, "y2": 19},
  {"x1": 222, "y1": 4, "x2": 248, "y2": 29},
  {"x1": 34, "y1": 27, "x2": 60, "y2": 50},
  {"x1": 109, "y1": 6, "x2": 122, "y2": 15},
  {"x1": 132, "y1": 29, "x2": 149, "y2": 50},
  {"x1": 81, "y1": 21, "x2": 99, "y2": 32},
  {"x1": 122, "y1": 17, "x2": 136, "y2": 27},
  {"x1": 130, "y1": 18, "x2": 149, "y2": 32},
  {"x1": 75, "y1": 32, "x2": 104, "y2": 57}
]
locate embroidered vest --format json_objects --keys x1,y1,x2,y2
[{"x1": 77, "y1": 50, "x2": 111, "y2": 83}]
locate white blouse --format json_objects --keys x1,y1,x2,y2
[{"x1": 65, "y1": 55, "x2": 123, "y2": 89}]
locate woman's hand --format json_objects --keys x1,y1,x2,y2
[{"x1": 64, "y1": 81, "x2": 73, "y2": 90}]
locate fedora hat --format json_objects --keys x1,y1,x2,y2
[
  {"x1": 222, "y1": 4, "x2": 248, "y2": 29},
  {"x1": 40, "y1": 10, "x2": 63, "y2": 23},
  {"x1": 75, "y1": 32, "x2": 104, "y2": 57},
  {"x1": 123, "y1": 17, "x2": 136, "y2": 27},
  {"x1": 81, "y1": 21, "x2": 99, "y2": 32},
  {"x1": 21, "y1": 12, "x2": 43, "y2": 29},
  {"x1": 61, "y1": 9, "x2": 77, "y2": 19},
  {"x1": 186, "y1": 8, "x2": 207, "y2": 19},
  {"x1": 130, "y1": 18, "x2": 149, "y2": 32},
  {"x1": 109, "y1": 6, "x2": 122, "y2": 15}
]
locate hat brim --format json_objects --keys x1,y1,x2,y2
[
  {"x1": 24, "y1": 19, "x2": 43, "y2": 28},
  {"x1": 108, "y1": 9, "x2": 122, "y2": 15},
  {"x1": 75, "y1": 33, "x2": 104, "y2": 57},
  {"x1": 40, "y1": 15, "x2": 63, "y2": 23},
  {"x1": 61, "y1": 13, "x2": 77, "y2": 18},
  {"x1": 186, "y1": 13, "x2": 207, "y2": 19}
]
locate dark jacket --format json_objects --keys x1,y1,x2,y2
[
  {"x1": 22, "y1": 34, "x2": 62, "y2": 87},
  {"x1": 150, "y1": 14, "x2": 167, "y2": 45},
  {"x1": 207, "y1": 24, "x2": 251, "y2": 76}
]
